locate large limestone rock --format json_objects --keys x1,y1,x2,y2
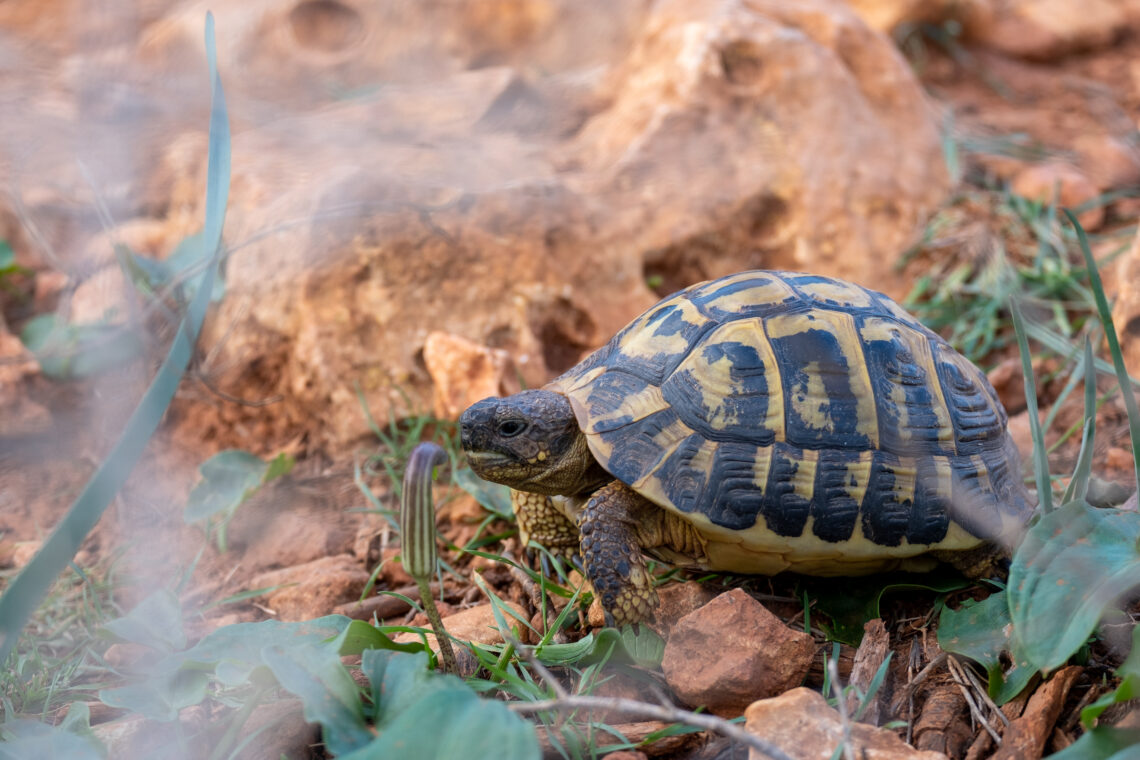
[{"x1": 1, "y1": 0, "x2": 949, "y2": 455}]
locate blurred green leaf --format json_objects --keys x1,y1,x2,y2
[
  {"x1": 262, "y1": 641, "x2": 371, "y2": 756},
  {"x1": 0, "y1": 240, "x2": 15, "y2": 271},
  {"x1": 183, "y1": 449, "x2": 270, "y2": 523},
  {"x1": 19, "y1": 314, "x2": 143, "y2": 380},
  {"x1": 343, "y1": 649, "x2": 539, "y2": 760},
  {"x1": 99, "y1": 670, "x2": 209, "y2": 722},
  {"x1": 1009, "y1": 501, "x2": 1140, "y2": 672},
  {"x1": 453, "y1": 468, "x2": 513, "y2": 519},
  {"x1": 1081, "y1": 626, "x2": 1140, "y2": 728},
  {"x1": 1048, "y1": 727, "x2": 1140, "y2": 760},
  {"x1": 938, "y1": 590, "x2": 1034, "y2": 704},
  {"x1": 264, "y1": 452, "x2": 296, "y2": 481},
  {"x1": 101, "y1": 589, "x2": 185, "y2": 653},
  {"x1": 0, "y1": 705, "x2": 104, "y2": 760}
]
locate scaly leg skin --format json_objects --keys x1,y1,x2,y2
[
  {"x1": 577, "y1": 481, "x2": 666, "y2": 627},
  {"x1": 511, "y1": 489, "x2": 580, "y2": 562}
]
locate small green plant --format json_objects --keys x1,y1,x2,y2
[
  {"x1": 938, "y1": 213, "x2": 1140, "y2": 756},
  {"x1": 182, "y1": 449, "x2": 295, "y2": 551}
]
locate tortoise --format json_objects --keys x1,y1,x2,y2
[{"x1": 459, "y1": 270, "x2": 1034, "y2": 625}]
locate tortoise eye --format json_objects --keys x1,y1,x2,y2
[{"x1": 498, "y1": 420, "x2": 527, "y2": 438}]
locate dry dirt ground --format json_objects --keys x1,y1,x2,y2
[{"x1": 2, "y1": 5, "x2": 1140, "y2": 760}]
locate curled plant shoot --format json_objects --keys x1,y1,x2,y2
[{"x1": 400, "y1": 442, "x2": 459, "y2": 674}]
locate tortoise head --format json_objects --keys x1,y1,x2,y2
[{"x1": 459, "y1": 389, "x2": 606, "y2": 496}]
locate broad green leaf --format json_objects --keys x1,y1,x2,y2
[
  {"x1": 178, "y1": 615, "x2": 352, "y2": 686},
  {"x1": 98, "y1": 670, "x2": 209, "y2": 722},
  {"x1": 261, "y1": 641, "x2": 371, "y2": 756},
  {"x1": 1009, "y1": 501, "x2": 1140, "y2": 671},
  {"x1": 336, "y1": 619, "x2": 426, "y2": 657},
  {"x1": 19, "y1": 314, "x2": 143, "y2": 379},
  {"x1": 452, "y1": 468, "x2": 513, "y2": 519},
  {"x1": 1048, "y1": 727, "x2": 1140, "y2": 760},
  {"x1": 101, "y1": 589, "x2": 185, "y2": 653},
  {"x1": 183, "y1": 449, "x2": 269, "y2": 523},
  {"x1": 345, "y1": 649, "x2": 539, "y2": 760},
  {"x1": 812, "y1": 570, "x2": 969, "y2": 645},
  {"x1": 1081, "y1": 626, "x2": 1140, "y2": 728},
  {"x1": 536, "y1": 626, "x2": 665, "y2": 669},
  {"x1": 0, "y1": 714, "x2": 104, "y2": 760},
  {"x1": 938, "y1": 591, "x2": 1035, "y2": 704}
]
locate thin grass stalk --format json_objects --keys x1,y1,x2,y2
[
  {"x1": 1010, "y1": 298, "x2": 1053, "y2": 513},
  {"x1": 1066, "y1": 209, "x2": 1140, "y2": 491}
]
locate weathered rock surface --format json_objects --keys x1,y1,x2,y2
[
  {"x1": 745, "y1": 687, "x2": 949, "y2": 760},
  {"x1": 650, "y1": 581, "x2": 719, "y2": 639},
  {"x1": 423, "y1": 331, "x2": 513, "y2": 419},
  {"x1": 252, "y1": 553, "x2": 370, "y2": 621},
  {"x1": 0, "y1": 0, "x2": 950, "y2": 455},
  {"x1": 970, "y1": 0, "x2": 1138, "y2": 61},
  {"x1": 661, "y1": 588, "x2": 817, "y2": 718},
  {"x1": 0, "y1": 326, "x2": 51, "y2": 438},
  {"x1": 1113, "y1": 226, "x2": 1140, "y2": 380}
]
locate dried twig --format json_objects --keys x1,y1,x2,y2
[
  {"x1": 510, "y1": 694, "x2": 796, "y2": 760},
  {"x1": 948, "y1": 656, "x2": 1003, "y2": 745},
  {"x1": 508, "y1": 634, "x2": 792, "y2": 760},
  {"x1": 827, "y1": 656, "x2": 857, "y2": 760}
]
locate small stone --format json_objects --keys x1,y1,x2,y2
[
  {"x1": 423, "y1": 331, "x2": 510, "y2": 419},
  {"x1": 1074, "y1": 134, "x2": 1140, "y2": 192},
  {"x1": 650, "y1": 581, "x2": 718, "y2": 639},
  {"x1": 11, "y1": 541, "x2": 41, "y2": 569},
  {"x1": 378, "y1": 545, "x2": 414, "y2": 589},
  {"x1": 252, "y1": 554, "x2": 371, "y2": 621},
  {"x1": 1112, "y1": 229, "x2": 1140, "y2": 380},
  {"x1": 395, "y1": 601, "x2": 528, "y2": 653},
  {"x1": 602, "y1": 752, "x2": 648, "y2": 760},
  {"x1": 1010, "y1": 162, "x2": 1104, "y2": 231},
  {"x1": 662, "y1": 588, "x2": 817, "y2": 718},
  {"x1": 745, "y1": 688, "x2": 948, "y2": 759},
  {"x1": 986, "y1": 357, "x2": 1027, "y2": 416},
  {"x1": 971, "y1": 0, "x2": 1126, "y2": 60},
  {"x1": 1105, "y1": 448, "x2": 1136, "y2": 474}
]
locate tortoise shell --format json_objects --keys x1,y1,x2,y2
[{"x1": 546, "y1": 271, "x2": 1032, "y2": 575}]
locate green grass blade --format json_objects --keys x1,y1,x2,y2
[
  {"x1": 0, "y1": 12, "x2": 230, "y2": 666},
  {"x1": 1063, "y1": 338, "x2": 1097, "y2": 505},
  {"x1": 1010, "y1": 297, "x2": 1052, "y2": 514},
  {"x1": 1065, "y1": 209, "x2": 1140, "y2": 492}
]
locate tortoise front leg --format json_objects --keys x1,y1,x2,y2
[
  {"x1": 511, "y1": 489, "x2": 579, "y2": 560},
  {"x1": 577, "y1": 481, "x2": 666, "y2": 626}
]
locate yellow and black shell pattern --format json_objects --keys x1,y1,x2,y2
[{"x1": 546, "y1": 271, "x2": 1033, "y2": 574}]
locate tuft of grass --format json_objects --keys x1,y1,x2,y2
[{"x1": 0, "y1": 560, "x2": 118, "y2": 722}]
